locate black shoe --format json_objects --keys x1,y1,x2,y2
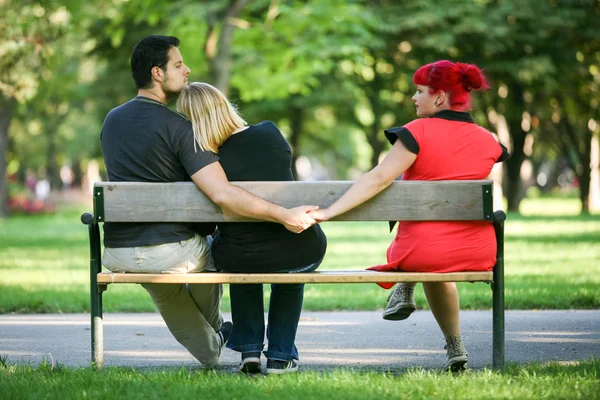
[
  {"x1": 217, "y1": 321, "x2": 233, "y2": 348},
  {"x1": 266, "y1": 359, "x2": 298, "y2": 375},
  {"x1": 239, "y1": 352, "x2": 261, "y2": 374}
]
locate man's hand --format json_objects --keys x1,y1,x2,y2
[
  {"x1": 307, "y1": 208, "x2": 333, "y2": 223},
  {"x1": 192, "y1": 164, "x2": 318, "y2": 231},
  {"x1": 281, "y1": 205, "x2": 319, "y2": 233}
]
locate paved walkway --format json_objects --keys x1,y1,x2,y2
[{"x1": 1, "y1": 311, "x2": 598, "y2": 372}]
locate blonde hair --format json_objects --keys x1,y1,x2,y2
[{"x1": 177, "y1": 82, "x2": 246, "y2": 153}]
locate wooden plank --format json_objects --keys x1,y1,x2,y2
[
  {"x1": 97, "y1": 270, "x2": 493, "y2": 284},
  {"x1": 96, "y1": 180, "x2": 492, "y2": 222}
]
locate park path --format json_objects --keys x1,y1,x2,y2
[{"x1": 1, "y1": 310, "x2": 598, "y2": 372}]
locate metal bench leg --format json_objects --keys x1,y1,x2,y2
[
  {"x1": 92, "y1": 285, "x2": 106, "y2": 370},
  {"x1": 492, "y1": 211, "x2": 506, "y2": 371},
  {"x1": 85, "y1": 216, "x2": 105, "y2": 370}
]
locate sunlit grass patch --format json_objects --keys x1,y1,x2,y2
[{"x1": 0, "y1": 358, "x2": 598, "y2": 400}]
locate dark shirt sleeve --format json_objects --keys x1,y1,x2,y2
[
  {"x1": 384, "y1": 127, "x2": 420, "y2": 154},
  {"x1": 174, "y1": 120, "x2": 219, "y2": 176},
  {"x1": 497, "y1": 143, "x2": 510, "y2": 163},
  {"x1": 191, "y1": 222, "x2": 216, "y2": 236}
]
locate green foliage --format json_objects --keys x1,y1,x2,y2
[
  {"x1": 228, "y1": 0, "x2": 380, "y2": 101},
  {"x1": 0, "y1": 0, "x2": 78, "y2": 102},
  {"x1": 2, "y1": 0, "x2": 599, "y2": 213}
]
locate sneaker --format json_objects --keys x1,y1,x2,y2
[
  {"x1": 239, "y1": 352, "x2": 261, "y2": 374},
  {"x1": 217, "y1": 321, "x2": 233, "y2": 349},
  {"x1": 204, "y1": 321, "x2": 233, "y2": 369},
  {"x1": 444, "y1": 335, "x2": 468, "y2": 372},
  {"x1": 382, "y1": 284, "x2": 416, "y2": 321},
  {"x1": 266, "y1": 359, "x2": 298, "y2": 375}
]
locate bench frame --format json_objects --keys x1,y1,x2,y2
[{"x1": 82, "y1": 180, "x2": 506, "y2": 371}]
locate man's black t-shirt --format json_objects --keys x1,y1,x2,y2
[
  {"x1": 101, "y1": 96, "x2": 218, "y2": 247},
  {"x1": 211, "y1": 121, "x2": 327, "y2": 272}
]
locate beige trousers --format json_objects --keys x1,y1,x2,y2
[{"x1": 102, "y1": 234, "x2": 224, "y2": 367}]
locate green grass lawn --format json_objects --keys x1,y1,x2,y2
[
  {"x1": 0, "y1": 198, "x2": 599, "y2": 314},
  {"x1": 1, "y1": 358, "x2": 598, "y2": 400}
]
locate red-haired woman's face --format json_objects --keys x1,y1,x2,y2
[{"x1": 412, "y1": 85, "x2": 439, "y2": 117}]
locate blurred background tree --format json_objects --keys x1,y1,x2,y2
[{"x1": 1, "y1": 0, "x2": 598, "y2": 217}]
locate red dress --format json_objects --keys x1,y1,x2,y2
[{"x1": 367, "y1": 111, "x2": 504, "y2": 288}]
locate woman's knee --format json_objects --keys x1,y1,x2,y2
[{"x1": 423, "y1": 281, "x2": 457, "y2": 292}]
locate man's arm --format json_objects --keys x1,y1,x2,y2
[{"x1": 191, "y1": 162, "x2": 316, "y2": 233}]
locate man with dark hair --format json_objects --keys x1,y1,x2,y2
[
  {"x1": 100, "y1": 35, "x2": 316, "y2": 368},
  {"x1": 130, "y1": 35, "x2": 181, "y2": 90}
]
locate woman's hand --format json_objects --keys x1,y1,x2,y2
[
  {"x1": 281, "y1": 205, "x2": 318, "y2": 233},
  {"x1": 307, "y1": 208, "x2": 333, "y2": 222}
]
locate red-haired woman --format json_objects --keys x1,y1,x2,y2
[{"x1": 308, "y1": 60, "x2": 509, "y2": 371}]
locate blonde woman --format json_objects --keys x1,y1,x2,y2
[{"x1": 177, "y1": 83, "x2": 327, "y2": 375}]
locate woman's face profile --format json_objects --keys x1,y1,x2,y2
[{"x1": 412, "y1": 85, "x2": 438, "y2": 118}]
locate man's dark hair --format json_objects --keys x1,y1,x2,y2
[{"x1": 131, "y1": 35, "x2": 180, "y2": 89}]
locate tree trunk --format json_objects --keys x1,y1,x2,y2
[
  {"x1": 289, "y1": 105, "x2": 304, "y2": 180},
  {"x1": 504, "y1": 129, "x2": 526, "y2": 211},
  {"x1": 46, "y1": 130, "x2": 62, "y2": 190},
  {"x1": 578, "y1": 132, "x2": 592, "y2": 214},
  {"x1": 571, "y1": 122, "x2": 592, "y2": 214},
  {"x1": 365, "y1": 73, "x2": 385, "y2": 169},
  {"x1": 503, "y1": 85, "x2": 527, "y2": 212},
  {"x1": 0, "y1": 96, "x2": 14, "y2": 218},
  {"x1": 72, "y1": 157, "x2": 83, "y2": 188},
  {"x1": 590, "y1": 135, "x2": 600, "y2": 212},
  {"x1": 579, "y1": 159, "x2": 591, "y2": 214},
  {"x1": 556, "y1": 109, "x2": 593, "y2": 215},
  {"x1": 210, "y1": 0, "x2": 249, "y2": 95},
  {"x1": 367, "y1": 122, "x2": 385, "y2": 169}
]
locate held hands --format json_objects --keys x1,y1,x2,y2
[
  {"x1": 282, "y1": 205, "x2": 319, "y2": 233},
  {"x1": 307, "y1": 208, "x2": 333, "y2": 223}
]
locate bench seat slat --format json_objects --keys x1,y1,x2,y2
[{"x1": 97, "y1": 271, "x2": 493, "y2": 284}]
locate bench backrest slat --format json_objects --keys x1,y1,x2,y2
[{"x1": 94, "y1": 180, "x2": 493, "y2": 223}]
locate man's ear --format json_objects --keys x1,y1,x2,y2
[{"x1": 151, "y1": 66, "x2": 164, "y2": 82}]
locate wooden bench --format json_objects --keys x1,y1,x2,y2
[{"x1": 81, "y1": 180, "x2": 506, "y2": 370}]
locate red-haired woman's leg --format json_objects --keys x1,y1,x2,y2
[
  {"x1": 423, "y1": 281, "x2": 460, "y2": 336},
  {"x1": 423, "y1": 281, "x2": 468, "y2": 371}
]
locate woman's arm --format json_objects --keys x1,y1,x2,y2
[{"x1": 309, "y1": 140, "x2": 417, "y2": 221}]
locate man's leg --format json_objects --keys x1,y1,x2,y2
[
  {"x1": 102, "y1": 235, "x2": 226, "y2": 367},
  {"x1": 142, "y1": 283, "x2": 223, "y2": 367},
  {"x1": 185, "y1": 235, "x2": 223, "y2": 331},
  {"x1": 188, "y1": 283, "x2": 223, "y2": 332}
]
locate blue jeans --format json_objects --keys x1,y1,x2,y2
[{"x1": 226, "y1": 258, "x2": 323, "y2": 361}]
